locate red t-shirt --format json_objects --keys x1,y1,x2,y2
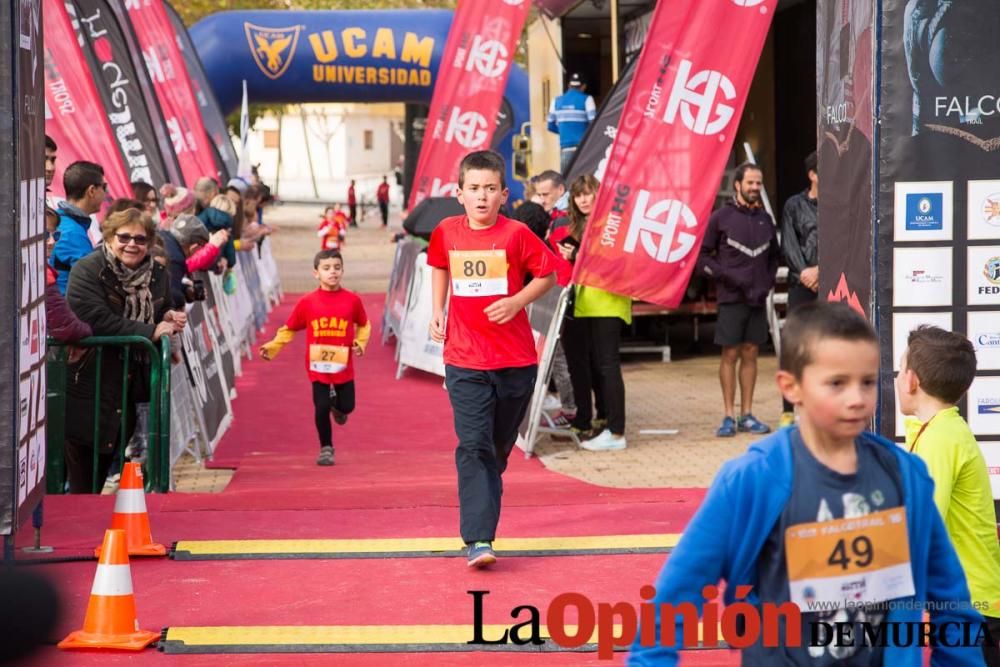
[
  {"x1": 285, "y1": 288, "x2": 369, "y2": 384},
  {"x1": 347, "y1": 186, "x2": 356, "y2": 206},
  {"x1": 547, "y1": 223, "x2": 575, "y2": 287},
  {"x1": 377, "y1": 183, "x2": 389, "y2": 203},
  {"x1": 427, "y1": 214, "x2": 558, "y2": 370}
]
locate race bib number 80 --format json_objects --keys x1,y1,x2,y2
[
  {"x1": 449, "y1": 249, "x2": 508, "y2": 297},
  {"x1": 784, "y1": 507, "x2": 915, "y2": 609}
]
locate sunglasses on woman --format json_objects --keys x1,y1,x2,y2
[{"x1": 115, "y1": 233, "x2": 149, "y2": 246}]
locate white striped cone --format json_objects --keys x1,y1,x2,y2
[{"x1": 95, "y1": 463, "x2": 165, "y2": 557}]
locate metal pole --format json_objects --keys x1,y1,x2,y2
[{"x1": 611, "y1": 0, "x2": 620, "y2": 83}]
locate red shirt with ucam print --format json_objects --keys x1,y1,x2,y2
[
  {"x1": 427, "y1": 214, "x2": 558, "y2": 370},
  {"x1": 285, "y1": 287, "x2": 368, "y2": 384}
]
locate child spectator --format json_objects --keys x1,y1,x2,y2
[
  {"x1": 318, "y1": 205, "x2": 349, "y2": 250},
  {"x1": 259, "y1": 250, "x2": 370, "y2": 467},
  {"x1": 896, "y1": 326, "x2": 1000, "y2": 666},
  {"x1": 44, "y1": 206, "x2": 91, "y2": 343},
  {"x1": 427, "y1": 150, "x2": 558, "y2": 568},
  {"x1": 629, "y1": 302, "x2": 984, "y2": 665}
]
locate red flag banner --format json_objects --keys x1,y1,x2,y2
[
  {"x1": 408, "y1": 0, "x2": 530, "y2": 208},
  {"x1": 572, "y1": 0, "x2": 777, "y2": 307},
  {"x1": 126, "y1": 0, "x2": 218, "y2": 185},
  {"x1": 43, "y1": 0, "x2": 131, "y2": 199}
]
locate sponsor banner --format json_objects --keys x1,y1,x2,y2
[
  {"x1": 203, "y1": 273, "x2": 238, "y2": 392},
  {"x1": 396, "y1": 253, "x2": 445, "y2": 378},
  {"x1": 967, "y1": 180, "x2": 1000, "y2": 241},
  {"x1": 125, "y1": 0, "x2": 219, "y2": 184},
  {"x1": 571, "y1": 0, "x2": 776, "y2": 307},
  {"x1": 966, "y1": 246, "x2": 1000, "y2": 307},
  {"x1": 383, "y1": 238, "x2": 424, "y2": 343},
  {"x1": 967, "y1": 312, "x2": 1000, "y2": 371},
  {"x1": 2, "y1": 0, "x2": 46, "y2": 534},
  {"x1": 565, "y1": 57, "x2": 636, "y2": 185},
  {"x1": 892, "y1": 181, "x2": 952, "y2": 242},
  {"x1": 890, "y1": 312, "x2": 953, "y2": 372},
  {"x1": 818, "y1": 0, "x2": 875, "y2": 318},
  {"x1": 982, "y1": 442, "x2": 1000, "y2": 499},
  {"x1": 182, "y1": 303, "x2": 232, "y2": 450},
  {"x1": 407, "y1": 0, "x2": 530, "y2": 208},
  {"x1": 67, "y1": 0, "x2": 175, "y2": 188},
  {"x1": 890, "y1": 247, "x2": 952, "y2": 307},
  {"x1": 42, "y1": 0, "x2": 131, "y2": 200},
  {"x1": 164, "y1": 2, "x2": 237, "y2": 180}
]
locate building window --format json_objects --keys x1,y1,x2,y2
[
  {"x1": 263, "y1": 129, "x2": 280, "y2": 149},
  {"x1": 364, "y1": 130, "x2": 374, "y2": 150}
]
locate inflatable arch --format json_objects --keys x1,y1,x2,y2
[{"x1": 190, "y1": 10, "x2": 530, "y2": 198}]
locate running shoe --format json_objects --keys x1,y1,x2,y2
[{"x1": 467, "y1": 541, "x2": 496, "y2": 568}]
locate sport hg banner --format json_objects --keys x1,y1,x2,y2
[
  {"x1": 164, "y1": 2, "x2": 237, "y2": 181},
  {"x1": 407, "y1": 0, "x2": 530, "y2": 207},
  {"x1": 42, "y1": 0, "x2": 131, "y2": 200},
  {"x1": 817, "y1": 0, "x2": 874, "y2": 318},
  {"x1": 66, "y1": 0, "x2": 175, "y2": 188},
  {"x1": 571, "y1": 0, "x2": 776, "y2": 307},
  {"x1": 3, "y1": 0, "x2": 46, "y2": 535},
  {"x1": 126, "y1": 0, "x2": 219, "y2": 185},
  {"x1": 875, "y1": 0, "x2": 1000, "y2": 492},
  {"x1": 564, "y1": 57, "x2": 636, "y2": 185}
]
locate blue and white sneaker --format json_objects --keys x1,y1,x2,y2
[
  {"x1": 467, "y1": 541, "x2": 496, "y2": 569},
  {"x1": 716, "y1": 416, "x2": 737, "y2": 438},
  {"x1": 738, "y1": 414, "x2": 771, "y2": 434}
]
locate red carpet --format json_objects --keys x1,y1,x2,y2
[{"x1": 17, "y1": 293, "x2": 722, "y2": 665}]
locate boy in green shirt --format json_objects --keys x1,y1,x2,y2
[{"x1": 897, "y1": 325, "x2": 1000, "y2": 666}]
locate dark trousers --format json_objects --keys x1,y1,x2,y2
[
  {"x1": 782, "y1": 283, "x2": 819, "y2": 413},
  {"x1": 65, "y1": 439, "x2": 113, "y2": 494},
  {"x1": 311, "y1": 380, "x2": 356, "y2": 449},
  {"x1": 348, "y1": 203, "x2": 357, "y2": 226},
  {"x1": 378, "y1": 201, "x2": 389, "y2": 226},
  {"x1": 445, "y1": 364, "x2": 536, "y2": 544},
  {"x1": 562, "y1": 316, "x2": 625, "y2": 434}
]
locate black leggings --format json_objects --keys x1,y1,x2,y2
[
  {"x1": 311, "y1": 381, "x2": 356, "y2": 448},
  {"x1": 562, "y1": 316, "x2": 625, "y2": 434}
]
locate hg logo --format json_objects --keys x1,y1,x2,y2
[
  {"x1": 445, "y1": 107, "x2": 488, "y2": 148},
  {"x1": 245, "y1": 23, "x2": 303, "y2": 80},
  {"x1": 664, "y1": 59, "x2": 736, "y2": 136},
  {"x1": 465, "y1": 35, "x2": 509, "y2": 78},
  {"x1": 624, "y1": 190, "x2": 698, "y2": 263}
]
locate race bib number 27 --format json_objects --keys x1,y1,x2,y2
[
  {"x1": 449, "y1": 249, "x2": 508, "y2": 297},
  {"x1": 785, "y1": 507, "x2": 915, "y2": 609},
  {"x1": 309, "y1": 344, "x2": 349, "y2": 374}
]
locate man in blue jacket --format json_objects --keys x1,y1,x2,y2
[
  {"x1": 49, "y1": 161, "x2": 106, "y2": 295},
  {"x1": 629, "y1": 302, "x2": 986, "y2": 666},
  {"x1": 547, "y1": 73, "x2": 596, "y2": 172}
]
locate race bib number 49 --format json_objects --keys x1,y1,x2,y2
[
  {"x1": 449, "y1": 249, "x2": 508, "y2": 297},
  {"x1": 309, "y1": 344, "x2": 349, "y2": 374},
  {"x1": 785, "y1": 507, "x2": 915, "y2": 609}
]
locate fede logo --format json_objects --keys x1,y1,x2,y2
[
  {"x1": 444, "y1": 107, "x2": 488, "y2": 148},
  {"x1": 624, "y1": 190, "x2": 698, "y2": 263},
  {"x1": 663, "y1": 59, "x2": 736, "y2": 136},
  {"x1": 464, "y1": 35, "x2": 509, "y2": 78}
]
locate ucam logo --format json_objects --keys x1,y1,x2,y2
[
  {"x1": 444, "y1": 107, "x2": 488, "y2": 148},
  {"x1": 465, "y1": 35, "x2": 508, "y2": 78},
  {"x1": 245, "y1": 23, "x2": 303, "y2": 80},
  {"x1": 624, "y1": 190, "x2": 698, "y2": 263},
  {"x1": 663, "y1": 59, "x2": 736, "y2": 136}
]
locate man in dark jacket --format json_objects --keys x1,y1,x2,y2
[
  {"x1": 779, "y1": 152, "x2": 819, "y2": 426},
  {"x1": 697, "y1": 162, "x2": 779, "y2": 437}
]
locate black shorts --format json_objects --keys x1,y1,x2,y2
[{"x1": 715, "y1": 303, "x2": 770, "y2": 347}]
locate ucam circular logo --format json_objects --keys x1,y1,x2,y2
[
  {"x1": 663, "y1": 59, "x2": 736, "y2": 136},
  {"x1": 624, "y1": 190, "x2": 698, "y2": 263},
  {"x1": 465, "y1": 36, "x2": 509, "y2": 79},
  {"x1": 918, "y1": 197, "x2": 933, "y2": 214},
  {"x1": 444, "y1": 107, "x2": 488, "y2": 148}
]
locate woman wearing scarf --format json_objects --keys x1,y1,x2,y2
[{"x1": 64, "y1": 208, "x2": 184, "y2": 492}]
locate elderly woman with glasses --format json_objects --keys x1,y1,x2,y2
[{"x1": 63, "y1": 207, "x2": 185, "y2": 493}]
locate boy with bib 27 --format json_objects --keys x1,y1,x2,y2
[
  {"x1": 629, "y1": 302, "x2": 984, "y2": 665},
  {"x1": 260, "y1": 250, "x2": 370, "y2": 466},
  {"x1": 427, "y1": 150, "x2": 558, "y2": 568}
]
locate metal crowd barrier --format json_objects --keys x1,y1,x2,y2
[{"x1": 45, "y1": 336, "x2": 171, "y2": 494}]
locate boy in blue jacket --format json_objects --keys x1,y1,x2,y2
[{"x1": 629, "y1": 302, "x2": 985, "y2": 665}]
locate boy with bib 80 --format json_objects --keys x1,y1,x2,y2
[
  {"x1": 259, "y1": 249, "x2": 370, "y2": 467},
  {"x1": 427, "y1": 150, "x2": 558, "y2": 568},
  {"x1": 629, "y1": 302, "x2": 984, "y2": 665}
]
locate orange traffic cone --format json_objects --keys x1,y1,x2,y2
[
  {"x1": 95, "y1": 462, "x2": 166, "y2": 557},
  {"x1": 58, "y1": 529, "x2": 160, "y2": 651}
]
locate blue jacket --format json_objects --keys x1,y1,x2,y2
[
  {"x1": 547, "y1": 88, "x2": 596, "y2": 149},
  {"x1": 197, "y1": 207, "x2": 236, "y2": 269},
  {"x1": 628, "y1": 428, "x2": 984, "y2": 666},
  {"x1": 50, "y1": 206, "x2": 96, "y2": 295}
]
